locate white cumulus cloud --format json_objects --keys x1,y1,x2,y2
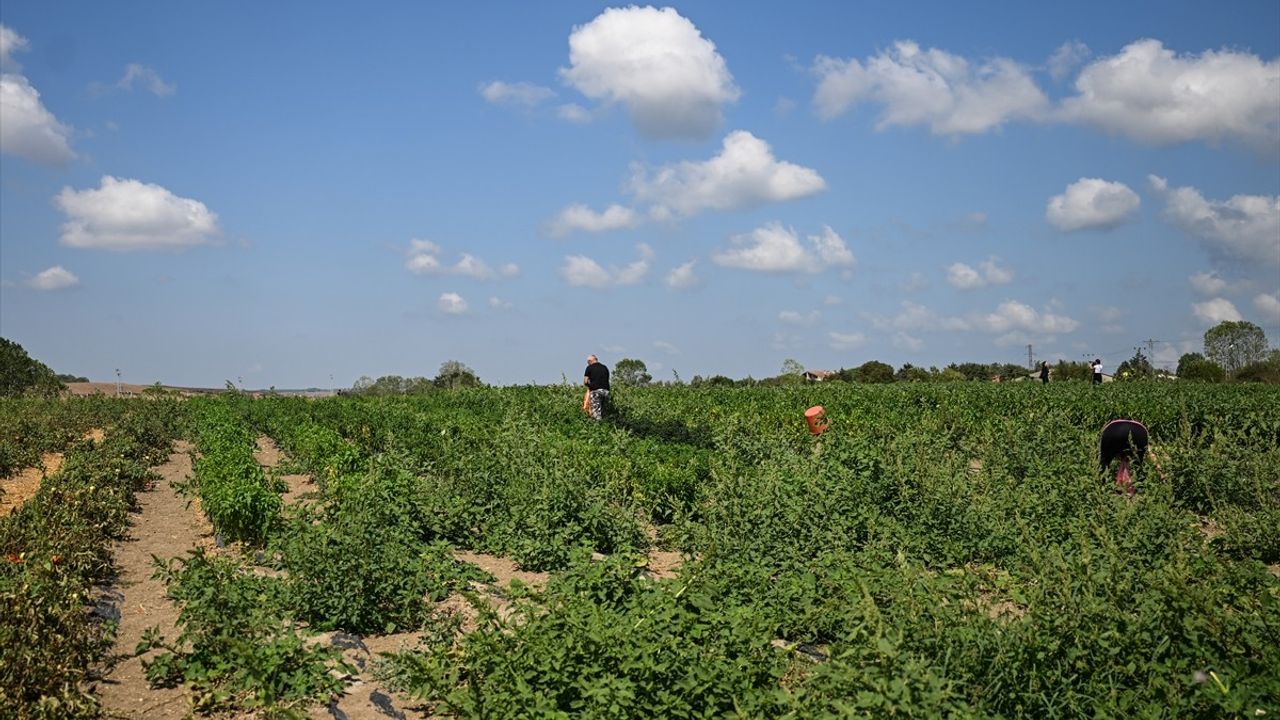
[
  {"x1": 438, "y1": 292, "x2": 468, "y2": 315},
  {"x1": 0, "y1": 74, "x2": 75, "y2": 164},
  {"x1": 1254, "y1": 292, "x2": 1280, "y2": 325},
  {"x1": 665, "y1": 260, "x2": 701, "y2": 290},
  {"x1": 1048, "y1": 41, "x2": 1091, "y2": 82},
  {"x1": 1045, "y1": 178, "x2": 1140, "y2": 232},
  {"x1": 117, "y1": 63, "x2": 175, "y2": 96},
  {"x1": 812, "y1": 40, "x2": 1049, "y2": 135},
  {"x1": 946, "y1": 257, "x2": 1013, "y2": 289},
  {"x1": 0, "y1": 25, "x2": 28, "y2": 71},
  {"x1": 560, "y1": 6, "x2": 739, "y2": 140},
  {"x1": 557, "y1": 103, "x2": 591, "y2": 123},
  {"x1": 1149, "y1": 175, "x2": 1279, "y2": 269},
  {"x1": 779, "y1": 310, "x2": 820, "y2": 326},
  {"x1": 405, "y1": 240, "x2": 518, "y2": 280},
  {"x1": 628, "y1": 130, "x2": 825, "y2": 217},
  {"x1": 712, "y1": 223, "x2": 853, "y2": 274},
  {"x1": 480, "y1": 80, "x2": 554, "y2": 108},
  {"x1": 865, "y1": 301, "x2": 970, "y2": 332},
  {"x1": 1188, "y1": 271, "x2": 1228, "y2": 296},
  {"x1": 549, "y1": 203, "x2": 639, "y2": 237},
  {"x1": 654, "y1": 340, "x2": 680, "y2": 355},
  {"x1": 892, "y1": 331, "x2": 924, "y2": 351},
  {"x1": 975, "y1": 300, "x2": 1079, "y2": 334},
  {"x1": 1060, "y1": 39, "x2": 1280, "y2": 151},
  {"x1": 1192, "y1": 297, "x2": 1242, "y2": 325},
  {"x1": 828, "y1": 331, "x2": 867, "y2": 351},
  {"x1": 561, "y1": 243, "x2": 653, "y2": 289},
  {"x1": 56, "y1": 176, "x2": 219, "y2": 251},
  {"x1": 488, "y1": 296, "x2": 513, "y2": 310},
  {"x1": 29, "y1": 265, "x2": 79, "y2": 290}
]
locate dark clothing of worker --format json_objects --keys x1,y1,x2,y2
[
  {"x1": 584, "y1": 363, "x2": 610, "y2": 391},
  {"x1": 1099, "y1": 419, "x2": 1149, "y2": 469},
  {"x1": 1039, "y1": 364, "x2": 1049, "y2": 384}
]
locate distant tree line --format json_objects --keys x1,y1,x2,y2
[{"x1": 346, "y1": 360, "x2": 482, "y2": 396}]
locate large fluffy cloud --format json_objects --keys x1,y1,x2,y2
[
  {"x1": 1060, "y1": 39, "x2": 1280, "y2": 151},
  {"x1": 56, "y1": 176, "x2": 219, "y2": 250},
  {"x1": 1149, "y1": 175, "x2": 1280, "y2": 269},
  {"x1": 812, "y1": 40, "x2": 1048, "y2": 135},
  {"x1": 560, "y1": 6, "x2": 739, "y2": 139},
  {"x1": 561, "y1": 243, "x2": 653, "y2": 289},
  {"x1": 29, "y1": 265, "x2": 79, "y2": 290},
  {"x1": 629, "y1": 131, "x2": 825, "y2": 218},
  {"x1": 0, "y1": 26, "x2": 75, "y2": 165},
  {"x1": 1045, "y1": 178, "x2": 1140, "y2": 232},
  {"x1": 712, "y1": 223, "x2": 853, "y2": 274},
  {"x1": 1192, "y1": 297, "x2": 1242, "y2": 325}
]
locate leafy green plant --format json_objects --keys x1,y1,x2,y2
[{"x1": 139, "y1": 549, "x2": 349, "y2": 718}]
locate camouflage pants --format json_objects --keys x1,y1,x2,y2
[{"x1": 589, "y1": 389, "x2": 609, "y2": 420}]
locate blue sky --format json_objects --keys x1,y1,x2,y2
[{"x1": 2, "y1": 1, "x2": 1278, "y2": 387}]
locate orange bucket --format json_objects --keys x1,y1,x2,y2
[{"x1": 805, "y1": 406, "x2": 829, "y2": 435}]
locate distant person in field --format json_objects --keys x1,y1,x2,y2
[
  {"x1": 1039, "y1": 361, "x2": 1050, "y2": 384},
  {"x1": 582, "y1": 354, "x2": 610, "y2": 420},
  {"x1": 1092, "y1": 359, "x2": 1103, "y2": 385}
]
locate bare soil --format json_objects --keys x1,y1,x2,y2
[
  {"x1": 0, "y1": 452, "x2": 62, "y2": 516},
  {"x1": 256, "y1": 435, "x2": 315, "y2": 504},
  {"x1": 94, "y1": 441, "x2": 200, "y2": 720},
  {"x1": 0, "y1": 429, "x2": 104, "y2": 515},
  {"x1": 452, "y1": 550, "x2": 550, "y2": 591}
]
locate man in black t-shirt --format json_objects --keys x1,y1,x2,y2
[{"x1": 583, "y1": 355, "x2": 610, "y2": 420}]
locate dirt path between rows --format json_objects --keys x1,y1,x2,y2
[
  {"x1": 94, "y1": 441, "x2": 201, "y2": 720},
  {"x1": 256, "y1": 435, "x2": 316, "y2": 505}
]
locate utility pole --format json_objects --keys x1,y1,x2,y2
[
  {"x1": 1139, "y1": 338, "x2": 1160, "y2": 371},
  {"x1": 1026, "y1": 344, "x2": 1033, "y2": 370},
  {"x1": 115, "y1": 368, "x2": 121, "y2": 397}
]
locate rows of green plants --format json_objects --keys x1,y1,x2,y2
[
  {"x1": 134, "y1": 395, "x2": 492, "y2": 717},
  {"x1": 248, "y1": 383, "x2": 1280, "y2": 718},
  {"x1": 0, "y1": 397, "x2": 128, "y2": 479},
  {"x1": 188, "y1": 398, "x2": 283, "y2": 544},
  {"x1": 0, "y1": 401, "x2": 183, "y2": 719}
]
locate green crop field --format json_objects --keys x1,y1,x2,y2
[{"x1": 2, "y1": 383, "x2": 1278, "y2": 718}]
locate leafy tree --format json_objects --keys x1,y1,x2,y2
[
  {"x1": 1050, "y1": 361, "x2": 1091, "y2": 382},
  {"x1": 434, "y1": 360, "x2": 481, "y2": 389},
  {"x1": 1234, "y1": 349, "x2": 1280, "y2": 384},
  {"x1": 1204, "y1": 320, "x2": 1268, "y2": 376},
  {"x1": 0, "y1": 337, "x2": 64, "y2": 398},
  {"x1": 780, "y1": 358, "x2": 805, "y2": 377},
  {"x1": 853, "y1": 360, "x2": 894, "y2": 384},
  {"x1": 1116, "y1": 349, "x2": 1154, "y2": 380},
  {"x1": 895, "y1": 363, "x2": 931, "y2": 382},
  {"x1": 934, "y1": 367, "x2": 966, "y2": 382},
  {"x1": 56, "y1": 373, "x2": 89, "y2": 383},
  {"x1": 1176, "y1": 353, "x2": 1225, "y2": 382},
  {"x1": 614, "y1": 358, "x2": 652, "y2": 387}
]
